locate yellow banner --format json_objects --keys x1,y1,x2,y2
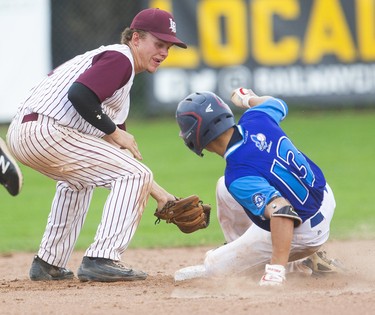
[{"x1": 147, "y1": 0, "x2": 375, "y2": 107}]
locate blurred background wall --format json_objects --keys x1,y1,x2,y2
[
  {"x1": 0, "y1": 0, "x2": 50, "y2": 122},
  {"x1": 1, "y1": 0, "x2": 375, "y2": 123}
]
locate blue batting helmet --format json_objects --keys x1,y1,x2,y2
[{"x1": 176, "y1": 91, "x2": 235, "y2": 156}]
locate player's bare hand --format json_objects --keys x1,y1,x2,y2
[
  {"x1": 230, "y1": 88, "x2": 256, "y2": 108},
  {"x1": 105, "y1": 128, "x2": 143, "y2": 160},
  {"x1": 231, "y1": 88, "x2": 274, "y2": 108}
]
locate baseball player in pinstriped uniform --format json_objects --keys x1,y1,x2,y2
[
  {"x1": 174, "y1": 89, "x2": 343, "y2": 285},
  {"x1": 6, "y1": 8, "x2": 187, "y2": 282}
]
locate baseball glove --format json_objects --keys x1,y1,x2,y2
[{"x1": 154, "y1": 195, "x2": 211, "y2": 233}]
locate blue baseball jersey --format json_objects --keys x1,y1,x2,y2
[{"x1": 224, "y1": 98, "x2": 326, "y2": 231}]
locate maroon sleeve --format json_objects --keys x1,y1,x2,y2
[{"x1": 75, "y1": 50, "x2": 133, "y2": 102}]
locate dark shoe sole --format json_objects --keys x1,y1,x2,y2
[
  {"x1": 77, "y1": 267, "x2": 147, "y2": 282},
  {"x1": 29, "y1": 256, "x2": 74, "y2": 281},
  {"x1": 77, "y1": 259, "x2": 147, "y2": 282},
  {"x1": 30, "y1": 272, "x2": 74, "y2": 281}
]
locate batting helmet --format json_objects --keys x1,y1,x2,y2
[{"x1": 176, "y1": 91, "x2": 236, "y2": 156}]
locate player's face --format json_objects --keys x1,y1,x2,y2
[{"x1": 138, "y1": 33, "x2": 173, "y2": 73}]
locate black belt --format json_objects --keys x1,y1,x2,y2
[
  {"x1": 309, "y1": 185, "x2": 328, "y2": 228},
  {"x1": 21, "y1": 113, "x2": 39, "y2": 123},
  {"x1": 310, "y1": 211, "x2": 324, "y2": 228}
]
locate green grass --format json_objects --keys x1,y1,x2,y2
[
  {"x1": 280, "y1": 109, "x2": 375, "y2": 239},
  {"x1": 0, "y1": 108, "x2": 374, "y2": 253}
]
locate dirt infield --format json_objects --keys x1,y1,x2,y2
[{"x1": 1, "y1": 240, "x2": 374, "y2": 315}]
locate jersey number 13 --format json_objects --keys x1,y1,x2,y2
[{"x1": 271, "y1": 136, "x2": 315, "y2": 204}]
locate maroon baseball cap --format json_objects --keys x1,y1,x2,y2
[{"x1": 130, "y1": 8, "x2": 187, "y2": 49}]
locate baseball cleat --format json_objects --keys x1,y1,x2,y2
[
  {"x1": 286, "y1": 260, "x2": 313, "y2": 276},
  {"x1": 29, "y1": 255, "x2": 74, "y2": 281},
  {"x1": 0, "y1": 137, "x2": 23, "y2": 196},
  {"x1": 174, "y1": 264, "x2": 207, "y2": 281},
  {"x1": 77, "y1": 256, "x2": 147, "y2": 282},
  {"x1": 302, "y1": 251, "x2": 346, "y2": 275}
]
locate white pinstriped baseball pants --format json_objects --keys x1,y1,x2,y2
[
  {"x1": 7, "y1": 113, "x2": 153, "y2": 267},
  {"x1": 204, "y1": 176, "x2": 336, "y2": 276}
]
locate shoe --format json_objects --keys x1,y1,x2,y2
[
  {"x1": 302, "y1": 251, "x2": 346, "y2": 276},
  {"x1": 29, "y1": 255, "x2": 74, "y2": 281},
  {"x1": 77, "y1": 256, "x2": 147, "y2": 282},
  {"x1": 0, "y1": 138, "x2": 23, "y2": 196},
  {"x1": 286, "y1": 260, "x2": 313, "y2": 276},
  {"x1": 174, "y1": 264, "x2": 207, "y2": 281}
]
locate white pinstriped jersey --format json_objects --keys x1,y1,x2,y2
[
  {"x1": 6, "y1": 43, "x2": 153, "y2": 265},
  {"x1": 19, "y1": 44, "x2": 134, "y2": 137}
]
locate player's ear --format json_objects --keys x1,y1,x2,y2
[{"x1": 131, "y1": 31, "x2": 141, "y2": 46}]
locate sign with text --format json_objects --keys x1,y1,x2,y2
[{"x1": 145, "y1": 0, "x2": 375, "y2": 109}]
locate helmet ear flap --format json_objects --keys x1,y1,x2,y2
[
  {"x1": 186, "y1": 141, "x2": 195, "y2": 151},
  {"x1": 178, "y1": 115, "x2": 197, "y2": 136},
  {"x1": 177, "y1": 115, "x2": 202, "y2": 155}
]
